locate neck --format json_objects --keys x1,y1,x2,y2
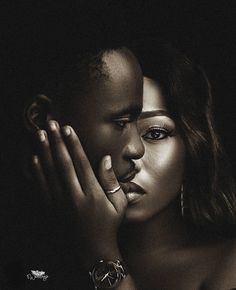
[{"x1": 119, "y1": 199, "x2": 191, "y2": 258}]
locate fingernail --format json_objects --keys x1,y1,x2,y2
[
  {"x1": 32, "y1": 155, "x2": 39, "y2": 164},
  {"x1": 48, "y1": 120, "x2": 58, "y2": 131},
  {"x1": 104, "y1": 155, "x2": 112, "y2": 170},
  {"x1": 62, "y1": 126, "x2": 71, "y2": 136},
  {"x1": 37, "y1": 130, "x2": 46, "y2": 142}
]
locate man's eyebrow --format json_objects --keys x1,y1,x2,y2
[
  {"x1": 139, "y1": 109, "x2": 170, "y2": 119},
  {"x1": 111, "y1": 105, "x2": 142, "y2": 117}
]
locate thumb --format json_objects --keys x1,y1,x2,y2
[{"x1": 98, "y1": 155, "x2": 127, "y2": 214}]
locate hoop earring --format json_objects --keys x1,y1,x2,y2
[{"x1": 180, "y1": 184, "x2": 185, "y2": 217}]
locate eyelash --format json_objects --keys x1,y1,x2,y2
[{"x1": 142, "y1": 126, "x2": 173, "y2": 141}]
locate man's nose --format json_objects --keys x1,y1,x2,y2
[{"x1": 124, "y1": 127, "x2": 144, "y2": 160}]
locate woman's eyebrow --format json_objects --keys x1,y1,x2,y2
[{"x1": 139, "y1": 110, "x2": 170, "y2": 119}]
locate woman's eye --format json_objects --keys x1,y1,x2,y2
[{"x1": 142, "y1": 127, "x2": 170, "y2": 141}]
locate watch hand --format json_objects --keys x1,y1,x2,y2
[{"x1": 101, "y1": 272, "x2": 109, "y2": 282}]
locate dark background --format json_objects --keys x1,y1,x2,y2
[
  {"x1": 0, "y1": 1, "x2": 235, "y2": 287},
  {"x1": 1, "y1": 0, "x2": 235, "y2": 172}
]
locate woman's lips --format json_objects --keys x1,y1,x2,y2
[
  {"x1": 125, "y1": 192, "x2": 143, "y2": 204},
  {"x1": 120, "y1": 182, "x2": 145, "y2": 205}
]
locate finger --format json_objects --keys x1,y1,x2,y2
[
  {"x1": 32, "y1": 155, "x2": 52, "y2": 204},
  {"x1": 98, "y1": 155, "x2": 127, "y2": 214},
  {"x1": 61, "y1": 125, "x2": 100, "y2": 194},
  {"x1": 36, "y1": 130, "x2": 63, "y2": 201},
  {"x1": 46, "y1": 120, "x2": 83, "y2": 199}
]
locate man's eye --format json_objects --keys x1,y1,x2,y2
[
  {"x1": 142, "y1": 127, "x2": 170, "y2": 141},
  {"x1": 114, "y1": 118, "x2": 130, "y2": 129}
]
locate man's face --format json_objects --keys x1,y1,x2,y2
[{"x1": 64, "y1": 49, "x2": 144, "y2": 182}]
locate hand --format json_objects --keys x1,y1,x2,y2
[{"x1": 31, "y1": 120, "x2": 128, "y2": 269}]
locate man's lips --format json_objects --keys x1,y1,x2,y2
[
  {"x1": 120, "y1": 182, "x2": 145, "y2": 195},
  {"x1": 119, "y1": 168, "x2": 136, "y2": 183}
]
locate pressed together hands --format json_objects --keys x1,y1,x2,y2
[{"x1": 32, "y1": 120, "x2": 127, "y2": 271}]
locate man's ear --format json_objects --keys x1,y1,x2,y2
[{"x1": 24, "y1": 94, "x2": 53, "y2": 133}]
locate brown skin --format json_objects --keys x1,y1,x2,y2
[
  {"x1": 28, "y1": 48, "x2": 144, "y2": 289},
  {"x1": 34, "y1": 135, "x2": 235, "y2": 290},
  {"x1": 33, "y1": 121, "x2": 138, "y2": 289},
  {"x1": 120, "y1": 202, "x2": 236, "y2": 290},
  {"x1": 63, "y1": 49, "x2": 144, "y2": 178},
  {"x1": 119, "y1": 77, "x2": 236, "y2": 290},
  {"x1": 27, "y1": 58, "x2": 236, "y2": 288}
]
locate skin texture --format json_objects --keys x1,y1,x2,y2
[
  {"x1": 124, "y1": 77, "x2": 185, "y2": 221},
  {"x1": 29, "y1": 73, "x2": 236, "y2": 289},
  {"x1": 28, "y1": 48, "x2": 145, "y2": 289},
  {"x1": 63, "y1": 48, "x2": 144, "y2": 180},
  {"x1": 119, "y1": 77, "x2": 236, "y2": 290}
]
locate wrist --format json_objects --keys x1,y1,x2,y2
[{"x1": 84, "y1": 246, "x2": 122, "y2": 272}]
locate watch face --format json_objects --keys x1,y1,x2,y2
[{"x1": 92, "y1": 261, "x2": 120, "y2": 289}]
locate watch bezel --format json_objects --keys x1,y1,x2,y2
[{"x1": 89, "y1": 260, "x2": 126, "y2": 289}]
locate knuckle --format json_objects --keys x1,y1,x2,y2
[
  {"x1": 89, "y1": 187, "x2": 103, "y2": 201},
  {"x1": 53, "y1": 134, "x2": 63, "y2": 145},
  {"x1": 63, "y1": 154, "x2": 72, "y2": 166},
  {"x1": 57, "y1": 155, "x2": 72, "y2": 171},
  {"x1": 89, "y1": 193, "x2": 99, "y2": 202},
  {"x1": 104, "y1": 173, "x2": 117, "y2": 187},
  {"x1": 86, "y1": 193, "x2": 104, "y2": 209},
  {"x1": 59, "y1": 163, "x2": 70, "y2": 175}
]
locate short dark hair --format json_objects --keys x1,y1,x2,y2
[
  {"x1": 39, "y1": 46, "x2": 132, "y2": 116},
  {"x1": 132, "y1": 38, "x2": 236, "y2": 237}
]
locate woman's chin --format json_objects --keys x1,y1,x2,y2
[{"x1": 123, "y1": 207, "x2": 153, "y2": 223}]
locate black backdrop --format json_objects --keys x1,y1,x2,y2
[
  {"x1": 0, "y1": 1, "x2": 235, "y2": 288},
  {"x1": 1, "y1": 0, "x2": 235, "y2": 171}
]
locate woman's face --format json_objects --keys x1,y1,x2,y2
[{"x1": 124, "y1": 77, "x2": 185, "y2": 222}]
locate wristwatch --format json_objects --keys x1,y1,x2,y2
[{"x1": 89, "y1": 259, "x2": 128, "y2": 289}]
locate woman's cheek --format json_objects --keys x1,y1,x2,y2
[
  {"x1": 161, "y1": 138, "x2": 185, "y2": 192},
  {"x1": 145, "y1": 138, "x2": 185, "y2": 188},
  {"x1": 144, "y1": 145, "x2": 162, "y2": 178}
]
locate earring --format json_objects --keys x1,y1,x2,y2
[{"x1": 180, "y1": 184, "x2": 185, "y2": 217}]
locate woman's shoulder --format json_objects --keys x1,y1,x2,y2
[
  {"x1": 145, "y1": 237, "x2": 236, "y2": 289},
  {"x1": 132, "y1": 237, "x2": 236, "y2": 289},
  {"x1": 169, "y1": 238, "x2": 236, "y2": 289},
  {"x1": 203, "y1": 238, "x2": 236, "y2": 289}
]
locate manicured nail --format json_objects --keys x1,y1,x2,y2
[
  {"x1": 37, "y1": 130, "x2": 46, "y2": 142},
  {"x1": 104, "y1": 155, "x2": 112, "y2": 170},
  {"x1": 48, "y1": 120, "x2": 58, "y2": 131},
  {"x1": 32, "y1": 155, "x2": 39, "y2": 164},
  {"x1": 62, "y1": 126, "x2": 71, "y2": 136}
]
